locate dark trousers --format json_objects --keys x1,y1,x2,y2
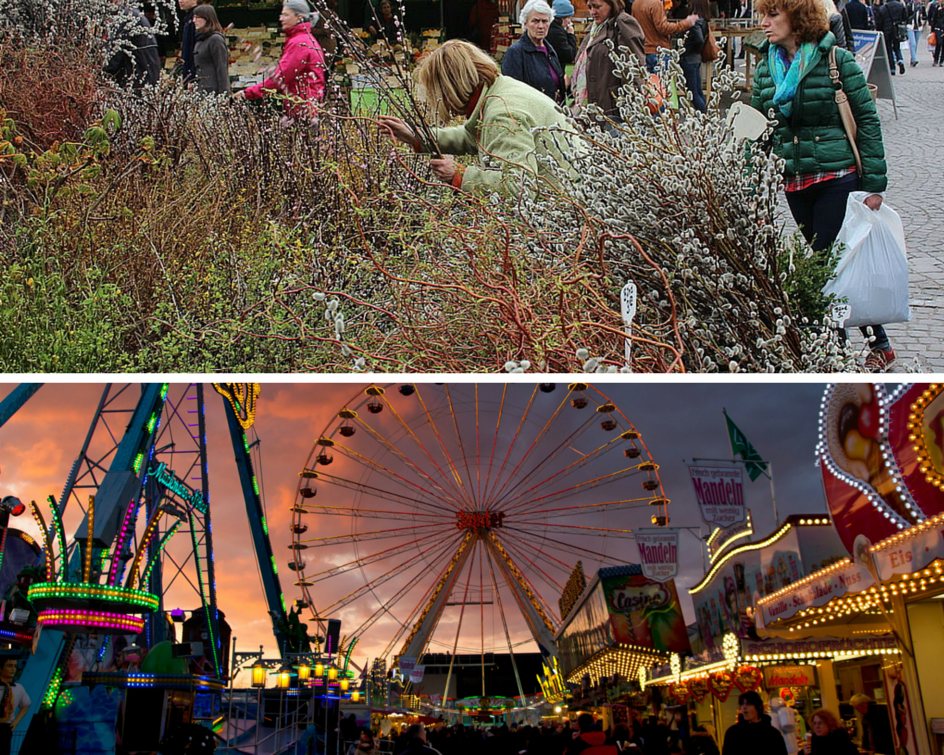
[
  {"x1": 0, "y1": 725, "x2": 10, "y2": 755},
  {"x1": 935, "y1": 32, "x2": 944, "y2": 63},
  {"x1": 885, "y1": 35, "x2": 903, "y2": 67},
  {"x1": 786, "y1": 172, "x2": 891, "y2": 351},
  {"x1": 681, "y1": 60, "x2": 707, "y2": 111}
]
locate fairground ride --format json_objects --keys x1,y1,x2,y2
[
  {"x1": 0, "y1": 383, "x2": 292, "y2": 754},
  {"x1": 290, "y1": 383, "x2": 671, "y2": 703}
]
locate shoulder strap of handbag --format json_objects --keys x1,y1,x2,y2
[{"x1": 828, "y1": 46, "x2": 864, "y2": 177}]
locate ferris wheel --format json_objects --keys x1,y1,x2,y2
[{"x1": 289, "y1": 383, "x2": 669, "y2": 680}]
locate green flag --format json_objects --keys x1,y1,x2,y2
[{"x1": 724, "y1": 410, "x2": 768, "y2": 482}]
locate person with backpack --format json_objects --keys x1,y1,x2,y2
[
  {"x1": 874, "y1": 0, "x2": 908, "y2": 73},
  {"x1": 565, "y1": 714, "x2": 618, "y2": 755}
]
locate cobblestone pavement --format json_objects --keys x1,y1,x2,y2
[{"x1": 775, "y1": 41, "x2": 944, "y2": 373}]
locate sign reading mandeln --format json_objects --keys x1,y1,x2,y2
[
  {"x1": 689, "y1": 466, "x2": 746, "y2": 526},
  {"x1": 763, "y1": 665, "x2": 817, "y2": 688},
  {"x1": 635, "y1": 528, "x2": 679, "y2": 581}
]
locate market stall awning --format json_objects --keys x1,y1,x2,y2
[{"x1": 758, "y1": 512, "x2": 944, "y2": 637}]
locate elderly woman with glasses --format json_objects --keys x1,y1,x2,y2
[
  {"x1": 500, "y1": 0, "x2": 567, "y2": 103},
  {"x1": 379, "y1": 39, "x2": 579, "y2": 194}
]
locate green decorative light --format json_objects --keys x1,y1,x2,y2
[
  {"x1": 43, "y1": 667, "x2": 65, "y2": 708},
  {"x1": 28, "y1": 582, "x2": 160, "y2": 611},
  {"x1": 252, "y1": 476, "x2": 260, "y2": 496},
  {"x1": 147, "y1": 412, "x2": 158, "y2": 433},
  {"x1": 99, "y1": 549, "x2": 110, "y2": 571},
  {"x1": 160, "y1": 383, "x2": 169, "y2": 400},
  {"x1": 271, "y1": 556, "x2": 278, "y2": 575},
  {"x1": 141, "y1": 522, "x2": 183, "y2": 587},
  {"x1": 280, "y1": 594, "x2": 287, "y2": 613},
  {"x1": 261, "y1": 516, "x2": 269, "y2": 536},
  {"x1": 48, "y1": 496, "x2": 68, "y2": 582},
  {"x1": 134, "y1": 452, "x2": 144, "y2": 473},
  {"x1": 243, "y1": 434, "x2": 250, "y2": 452}
]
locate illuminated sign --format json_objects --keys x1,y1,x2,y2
[
  {"x1": 147, "y1": 462, "x2": 207, "y2": 514},
  {"x1": 763, "y1": 665, "x2": 817, "y2": 688},
  {"x1": 456, "y1": 511, "x2": 505, "y2": 530}
]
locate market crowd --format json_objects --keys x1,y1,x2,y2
[{"x1": 340, "y1": 691, "x2": 893, "y2": 755}]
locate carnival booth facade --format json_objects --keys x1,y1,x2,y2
[{"x1": 757, "y1": 383, "x2": 944, "y2": 755}]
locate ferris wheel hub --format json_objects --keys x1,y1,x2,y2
[{"x1": 455, "y1": 511, "x2": 506, "y2": 531}]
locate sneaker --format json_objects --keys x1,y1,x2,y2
[
  {"x1": 899, "y1": 61, "x2": 906, "y2": 74},
  {"x1": 911, "y1": 60, "x2": 918, "y2": 67},
  {"x1": 864, "y1": 348, "x2": 896, "y2": 372}
]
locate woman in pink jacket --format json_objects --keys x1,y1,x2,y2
[{"x1": 239, "y1": 0, "x2": 326, "y2": 117}]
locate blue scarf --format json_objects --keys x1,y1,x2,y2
[{"x1": 767, "y1": 42, "x2": 818, "y2": 117}]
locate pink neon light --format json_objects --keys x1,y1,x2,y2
[
  {"x1": 38, "y1": 609, "x2": 144, "y2": 632},
  {"x1": 111, "y1": 500, "x2": 138, "y2": 585}
]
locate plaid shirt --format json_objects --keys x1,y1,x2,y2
[{"x1": 784, "y1": 166, "x2": 857, "y2": 193}]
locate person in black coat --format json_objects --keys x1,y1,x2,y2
[
  {"x1": 802, "y1": 709, "x2": 859, "y2": 755},
  {"x1": 547, "y1": 0, "x2": 578, "y2": 65},
  {"x1": 501, "y1": 0, "x2": 567, "y2": 102},
  {"x1": 851, "y1": 696, "x2": 895, "y2": 754},
  {"x1": 104, "y1": 0, "x2": 162, "y2": 89},
  {"x1": 844, "y1": 0, "x2": 874, "y2": 28},
  {"x1": 178, "y1": 0, "x2": 198, "y2": 81},
  {"x1": 721, "y1": 692, "x2": 788, "y2": 755},
  {"x1": 874, "y1": 0, "x2": 907, "y2": 73}
]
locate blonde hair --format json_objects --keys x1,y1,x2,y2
[
  {"x1": 820, "y1": 0, "x2": 838, "y2": 16},
  {"x1": 415, "y1": 39, "x2": 500, "y2": 122}
]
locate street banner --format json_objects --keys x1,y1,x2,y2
[
  {"x1": 689, "y1": 465, "x2": 746, "y2": 526},
  {"x1": 724, "y1": 410, "x2": 768, "y2": 481},
  {"x1": 399, "y1": 656, "x2": 417, "y2": 675},
  {"x1": 410, "y1": 665, "x2": 425, "y2": 683},
  {"x1": 758, "y1": 557, "x2": 874, "y2": 626},
  {"x1": 600, "y1": 572, "x2": 691, "y2": 654},
  {"x1": 635, "y1": 528, "x2": 679, "y2": 581}
]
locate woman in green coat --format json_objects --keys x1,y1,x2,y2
[
  {"x1": 751, "y1": 0, "x2": 895, "y2": 370},
  {"x1": 379, "y1": 40, "x2": 580, "y2": 194}
]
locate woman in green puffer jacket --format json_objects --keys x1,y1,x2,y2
[{"x1": 751, "y1": 0, "x2": 896, "y2": 371}]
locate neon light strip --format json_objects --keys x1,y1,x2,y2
[
  {"x1": 28, "y1": 582, "x2": 159, "y2": 610},
  {"x1": 84, "y1": 495, "x2": 95, "y2": 582},
  {"x1": 188, "y1": 510, "x2": 221, "y2": 677},
  {"x1": 38, "y1": 609, "x2": 144, "y2": 632},
  {"x1": 141, "y1": 521, "x2": 183, "y2": 588},
  {"x1": 0, "y1": 627, "x2": 33, "y2": 643},
  {"x1": 29, "y1": 500, "x2": 50, "y2": 562},
  {"x1": 48, "y1": 495, "x2": 68, "y2": 582},
  {"x1": 126, "y1": 506, "x2": 165, "y2": 589},
  {"x1": 111, "y1": 500, "x2": 138, "y2": 585},
  {"x1": 690, "y1": 522, "x2": 796, "y2": 594}
]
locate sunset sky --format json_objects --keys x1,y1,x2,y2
[{"x1": 0, "y1": 381, "x2": 832, "y2": 679}]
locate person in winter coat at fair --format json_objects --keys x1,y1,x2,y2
[
  {"x1": 633, "y1": 0, "x2": 698, "y2": 71},
  {"x1": 104, "y1": 0, "x2": 162, "y2": 89},
  {"x1": 802, "y1": 710, "x2": 860, "y2": 755},
  {"x1": 722, "y1": 692, "x2": 789, "y2": 755},
  {"x1": 929, "y1": 0, "x2": 944, "y2": 64},
  {"x1": 844, "y1": 0, "x2": 873, "y2": 28},
  {"x1": 192, "y1": 4, "x2": 230, "y2": 93},
  {"x1": 547, "y1": 0, "x2": 579, "y2": 66},
  {"x1": 502, "y1": 0, "x2": 567, "y2": 103},
  {"x1": 565, "y1": 714, "x2": 618, "y2": 755},
  {"x1": 874, "y1": 0, "x2": 907, "y2": 73},
  {"x1": 178, "y1": 0, "x2": 198, "y2": 81},
  {"x1": 680, "y1": 0, "x2": 711, "y2": 111},
  {"x1": 379, "y1": 40, "x2": 580, "y2": 194},
  {"x1": 751, "y1": 0, "x2": 895, "y2": 369},
  {"x1": 822, "y1": 0, "x2": 852, "y2": 49},
  {"x1": 238, "y1": 0, "x2": 325, "y2": 116},
  {"x1": 571, "y1": 0, "x2": 646, "y2": 119}
]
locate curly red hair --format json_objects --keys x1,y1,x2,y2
[{"x1": 755, "y1": 0, "x2": 830, "y2": 44}]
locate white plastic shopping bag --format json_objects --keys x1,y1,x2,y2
[{"x1": 823, "y1": 192, "x2": 911, "y2": 328}]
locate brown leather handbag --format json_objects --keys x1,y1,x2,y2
[{"x1": 828, "y1": 46, "x2": 864, "y2": 176}]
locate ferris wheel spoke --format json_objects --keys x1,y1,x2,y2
[
  {"x1": 481, "y1": 385, "x2": 540, "y2": 506},
  {"x1": 444, "y1": 385, "x2": 479, "y2": 507},
  {"x1": 486, "y1": 534, "x2": 560, "y2": 627},
  {"x1": 509, "y1": 497, "x2": 655, "y2": 522},
  {"x1": 297, "y1": 502, "x2": 454, "y2": 525},
  {"x1": 503, "y1": 528, "x2": 634, "y2": 566},
  {"x1": 502, "y1": 521, "x2": 635, "y2": 539},
  {"x1": 346, "y1": 531, "x2": 463, "y2": 645},
  {"x1": 501, "y1": 466, "x2": 653, "y2": 517},
  {"x1": 482, "y1": 384, "x2": 509, "y2": 509},
  {"x1": 484, "y1": 387, "x2": 592, "y2": 508},
  {"x1": 319, "y1": 535, "x2": 462, "y2": 615},
  {"x1": 302, "y1": 533, "x2": 459, "y2": 584},
  {"x1": 494, "y1": 535, "x2": 565, "y2": 593},
  {"x1": 310, "y1": 472, "x2": 460, "y2": 517},
  {"x1": 349, "y1": 407, "x2": 473, "y2": 511},
  {"x1": 294, "y1": 522, "x2": 448, "y2": 548},
  {"x1": 328, "y1": 444, "x2": 465, "y2": 513},
  {"x1": 412, "y1": 386, "x2": 477, "y2": 509},
  {"x1": 496, "y1": 528, "x2": 581, "y2": 576},
  {"x1": 497, "y1": 442, "x2": 638, "y2": 514}
]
